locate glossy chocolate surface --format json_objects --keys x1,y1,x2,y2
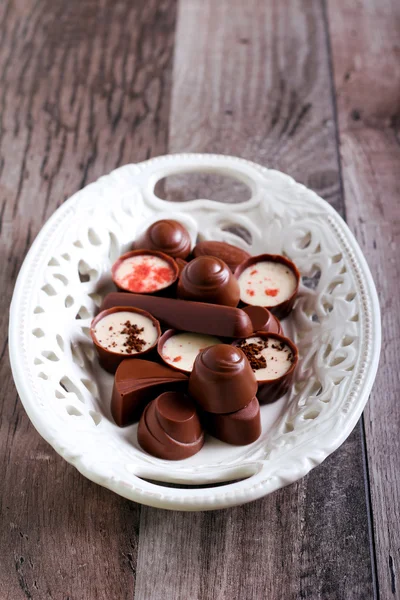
[
  {"x1": 193, "y1": 240, "x2": 251, "y2": 272},
  {"x1": 242, "y1": 305, "x2": 283, "y2": 335},
  {"x1": 135, "y1": 219, "x2": 191, "y2": 259},
  {"x1": 101, "y1": 293, "x2": 254, "y2": 338},
  {"x1": 137, "y1": 392, "x2": 204, "y2": 459},
  {"x1": 155, "y1": 392, "x2": 203, "y2": 443},
  {"x1": 189, "y1": 344, "x2": 257, "y2": 414},
  {"x1": 235, "y1": 253, "x2": 300, "y2": 320},
  {"x1": 175, "y1": 258, "x2": 188, "y2": 275},
  {"x1": 90, "y1": 307, "x2": 161, "y2": 374},
  {"x1": 203, "y1": 396, "x2": 261, "y2": 445},
  {"x1": 177, "y1": 256, "x2": 240, "y2": 307},
  {"x1": 112, "y1": 359, "x2": 188, "y2": 426}
]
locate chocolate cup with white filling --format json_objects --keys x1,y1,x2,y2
[
  {"x1": 193, "y1": 240, "x2": 251, "y2": 273},
  {"x1": 178, "y1": 256, "x2": 240, "y2": 307},
  {"x1": 202, "y1": 396, "x2": 261, "y2": 445},
  {"x1": 112, "y1": 359, "x2": 188, "y2": 426},
  {"x1": 233, "y1": 332, "x2": 298, "y2": 405},
  {"x1": 111, "y1": 249, "x2": 179, "y2": 295},
  {"x1": 134, "y1": 219, "x2": 191, "y2": 259},
  {"x1": 90, "y1": 307, "x2": 161, "y2": 374},
  {"x1": 234, "y1": 254, "x2": 300, "y2": 320},
  {"x1": 242, "y1": 305, "x2": 283, "y2": 335},
  {"x1": 189, "y1": 344, "x2": 257, "y2": 414},
  {"x1": 137, "y1": 392, "x2": 204, "y2": 460},
  {"x1": 157, "y1": 329, "x2": 221, "y2": 374}
]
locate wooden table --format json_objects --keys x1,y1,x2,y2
[{"x1": 1, "y1": 1, "x2": 399, "y2": 598}]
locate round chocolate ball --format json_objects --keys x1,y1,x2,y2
[
  {"x1": 177, "y1": 256, "x2": 240, "y2": 307},
  {"x1": 189, "y1": 344, "x2": 257, "y2": 413},
  {"x1": 135, "y1": 219, "x2": 191, "y2": 259}
]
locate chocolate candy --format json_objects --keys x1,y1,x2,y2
[
  {"x1": 137, "y1": 391, "x2": 204, "y2": 459},
  {"x1": 175, "y1": 258, "x2": 188, "y2": 274},
  {"x1": 177, "y1": 256, "x2": 240, "y2": 307},
  {"x1": 233, "y1": 333, "x2": 298, "y2": 404},
  {"x1": 135, "y1": 219, "x2": 191, "y2": 259},
  {"x1": 193, "y1": 240, "x2": 251, "y2": 272},
  {"x1": 235, "y1": 254, "x2": 300, "y2": 320},
  {"x1": 112, "y1": 249, "x2": 179, "y2": 294},
  {"x1": 189, "y1": 344, "x2": 257, "y2": 413},
  {"x1": 242, "y1": 305, "x2": 283, "y2": 335},
  {"x1": 158, "y1": 329, "x2": 221, "y2": 373},
  {"x1": 100, "y1": 293, "x2": 255, "y2": 338},
  {"x1": 112, "y1": 359, "x2": 188, "y2": 426},
  {"x1": 91, "y1": 307, "x2": 161, "y2": 373},
  {"x1": 203, "y1": 396, "x2": 261, "y2": 445}
]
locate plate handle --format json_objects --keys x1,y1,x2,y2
[{"x1": 137, "y1": 153, "x2": 267, "y2": 210}]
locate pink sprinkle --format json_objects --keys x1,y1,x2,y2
[{"x1": 265, "y1": 288, "x2": 279, "y2": 297}]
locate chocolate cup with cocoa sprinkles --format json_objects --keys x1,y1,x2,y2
[
  {"x1": 234, "y1": 254, "x2": 300, "y2": 320},
  {"x1": 232, "y1": 332, "x2": 298, "y2": 405},
  {"x1": 242, "y1": 305, "x2": 283, "y2": 335},
  {"x1": 134, "y1": 219, "x2": 192, "y2": 260},
  {"x1": 111, "y1": 249, "x2": 179, "y2": 296},
  {"x1": 202, "y1": 396, "x2": 261, "y2": 445},
  {"x1": 90, "y1": 306, "x2": 161, "y2": 374}
]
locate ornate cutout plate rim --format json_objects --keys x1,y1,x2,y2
[{"x1": 9, "y1": 153, "x2": 381, "y2": 511}]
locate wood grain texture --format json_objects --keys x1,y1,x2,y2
[
  {"x1": 168, "y1": 0, "x2": 343, "y2": 212},
  {"x1": 134, "y1": 2, "x2": 374, "y2": 599},
  {"x1": 327, "y1": 0, "x2": 400, "y2": 597},
  {"x1": 0, "y1": 1, "x2": 177, "y2": 598}
]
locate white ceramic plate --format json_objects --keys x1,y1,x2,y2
[{"x1": 9, "y1": 154, "x2": 381, "y2": 511}]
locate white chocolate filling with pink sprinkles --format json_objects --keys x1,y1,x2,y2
[{"x1": 237, "y1": 261, "x2": 297, "y2": 306}]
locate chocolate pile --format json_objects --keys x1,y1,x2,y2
[{"x1": 90, "y1": 219, "x2": 300, "y2": 460}]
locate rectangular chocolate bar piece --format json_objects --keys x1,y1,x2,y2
[{"x1": 101, "y1": 293, "x2": 253, "y2": 338}]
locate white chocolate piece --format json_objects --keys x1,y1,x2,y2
[
  {"x1": 114, "y1": 255, "x2": 175, "y2": 292},
  {"x1": 161, "y1": 332, "x2": 221, "y2": 372},
  {"x1": 93, "y1": 311, "x2": 158, "y2": 354},
  {"x1": 237, "y1": 261, "x2": 297, "y2": 307},
  {"x1": 239, "y1": 336, "x2": 294, "y2": 380}
]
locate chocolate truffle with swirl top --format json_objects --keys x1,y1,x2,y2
[
  {"x1": 135, "y1": 219, "x2": 191, "y2": 259},
  {"x1": 177, "y1": 256, "x2": 240, "y2": 307},
  {"x1": 189, "y1": 344, "x2": 257, "y2": 413},
  {"x1": 137, "y1": 391, "x2": 204, "y2": 460}
]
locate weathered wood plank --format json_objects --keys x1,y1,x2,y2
[
  {"x1": 0, "y1": 1, "x2": 177, "y2": 598},
  {"x1": 327, "y1": 0, "x2": 400, "y2": 597},
  {"x1": 134, "y1": 1, "x2": 374, "y2": 598}
]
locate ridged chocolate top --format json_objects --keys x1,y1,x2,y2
[
  {"x1": 189, "y1": 344, "x2": 257, "y2": 413},
  {"x1": 178, "y1": 256, "x2": 240, "y2": 307},
  {"x1": 136, "y1": 219, "x2": 191, "y2": 259}
]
